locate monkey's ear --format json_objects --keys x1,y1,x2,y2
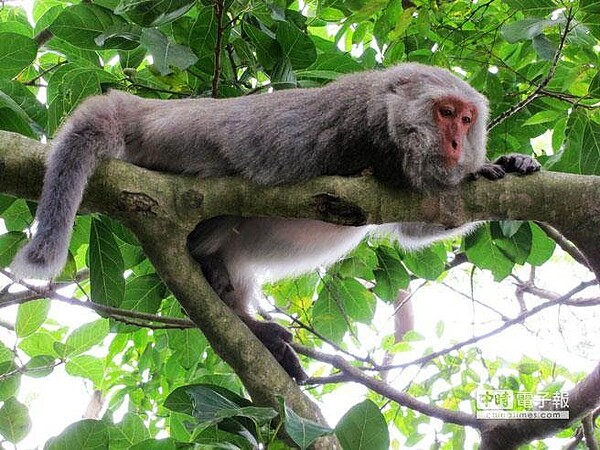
[{"x1": 387, "y1": 77, "x2": 411, "y2": 94}]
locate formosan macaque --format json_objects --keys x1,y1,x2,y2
[{"x1": 10, "y1": 63, "x2": 540, "y2": 381}]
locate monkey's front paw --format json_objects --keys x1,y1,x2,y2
[
  {"x1": 494, "y1": 154, "x2": 541, "y2": 175},
  {"x1": 476, "y1": 163, "x2": 506, "y2": 180},
  {"x1": 244, "y1": 319, "x2": 308, "y2": 383}
]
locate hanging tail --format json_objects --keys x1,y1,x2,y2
[{"x1": 10, "y1": 94, "x2": 126, "y2": 280}]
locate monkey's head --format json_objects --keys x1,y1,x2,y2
[{"x1": 382, "y1": 63, "x2": 489, "y2": 191}]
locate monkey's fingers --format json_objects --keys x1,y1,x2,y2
[
  {"x1": 494, "y1": 154, "x2": 540, "y2": 175},
  {"x1": 476, "y1": 163, "x2": 506, "y2": 180}
]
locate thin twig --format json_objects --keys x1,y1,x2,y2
[{"x1": 211, "y1": 0, "x2": 226, "y2": 98}]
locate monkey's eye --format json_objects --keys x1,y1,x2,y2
[
  {"x1": 440, "y1": 108, "x2": 453, "y2": 117},
  {"x1": 462, "y1": 116, "x2": 472, "y2": 124}
]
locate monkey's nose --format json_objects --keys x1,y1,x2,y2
[{"x1": 451, "y1": 140, "x2": 458, "y2": 149}]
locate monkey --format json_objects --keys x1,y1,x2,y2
[{"x1": 10, "y1": 63, "x2": 540, "y2": 381}]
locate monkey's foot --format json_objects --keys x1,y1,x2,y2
[
  {"x1": 243, "y1": 318, "x2": 308, "y2": 383},
  {"x1": 10, "y1": 241, "x2": 64, "y2": 281}
]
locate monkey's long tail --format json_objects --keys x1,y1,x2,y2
[{"x1": 10, "y1": 96, "x2": 124, "y2": 280}]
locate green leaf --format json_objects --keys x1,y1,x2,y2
[
  {"x1": 129, "y1": 438, "x2": 177, "y2": 450},
  {"x1": 89, "y1": 217, "x2": 125, "y2": 307},
  {"x1": 243, "y1": 22, "x2": 282, "y2": 70},
  {"x1": 550, "y1": 110, "x2": 600, "y2": 175},
  {"x1": 15, "y1": 299, "x2": 50, "y2": 338},
  {"x1": 115, "y1": 0, "x2": 195, "y2": 27},
  {"x1": 0, "y1": 361, "x2": 20, "y2": 401},
  {"x1": 334, "y1": 400, "x2": 389, "y2": 450},
  {"x1": 0, "y1": 231, "x2": 26, "y2": 267},
  {"x1": 403, "y1": 244, "x2": 446, "y2": 280},
  {"x1": 501, "y1": 18, "x2": 556, "y2": 43},
  {"x1": 373, "y1": 246, "x2": 409, "y2": 301},
  {"x1": 49, "y1": 4, "x2": 129, "y2": 49},
  {"x1": 331, "y1": 278, "x2": 376, "y2": 324},
  {"x1": 0, "y1": 79, "x2": 47, "y2": 132},
  {"x1": 491, "y1": 222, "x2": 532, "y2": 265},
  {"x1": 23, "y1": 355, "x2": 56, "y2": 378},
  {"x1": 279, "y1": 398, "x2": 332, "y2": 450},
  {"x1": 122, "y1": 274, "x2": 166, "y2": 313},
  {"x1": 502, "y1": 0, "x2": 557, "y2": 16},
  {"x1": 527, "y1": 223, "x2": 556, "y2": 266},
  {"x1": 65, "y1": 355, "x2": 105, "y2": 386},
  {"x1": 532, "y1": 33, "x2": 556, "y2": 60},
  {"x1": 109, "y1": 412, "x2": 150, "y2": 448},
  {"x1": 167, "y1": 328, "x2": 206, "y2": 369},
  {"x1": 0, "y1": 397, "x2": 31, "y2": 443},
  {"x1": 140, "y1": 28, "x2": 198, "y2": 75},
  {"x1": 64, "y1": 320, "x2": 110, "y2": 357},
  {"x1": 0, "y1": 33, "x2": 37, "y2": 79},
  {"x1": 276, "y1": 21, "x2": 317, "y2": 69},
  {"x1": 312, "y1": 286, "x2": 348, "y2": 343},
  {"x1": 19, "y1": 329, "x2": 64, "y2": 358},
  {"x1": 464, "y1": 225, "x2": 514, "y2": 281},
  {"x1": 164, "y1": 383, "x2": 252, "y2": 417},
  {"x1": 45, "y1": 419, "x2": 109, "y2": 450}
]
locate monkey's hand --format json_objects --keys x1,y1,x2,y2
[
  {"x1": 243, "y1": 318, "x2": 308, "y2": 383},
  {"x1": 477, "y1": 154, "x2": 540, "y2": 180}
]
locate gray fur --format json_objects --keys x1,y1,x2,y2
[{"x1": 11, "y1": 63, "x2": 490, "y2": 282}]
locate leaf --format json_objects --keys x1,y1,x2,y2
[
  {"x1": 140, "y1": 28, "x2": 198, "y2": 75},
  {"x1": 491, "y1": 222, "x2": 532, "y2": 265},
  {"x1": 0, "y1": 231, "x2": 26, "y2": 267},
  {"x1": 331, "y1": 278, "x2": 376, "y2": 324},
  {"x1": 373, "y1": 246, "x2": 409, "y2": 301},
  {"x1": 129, "y1": 438, "x2": 177, "y2": 450},
  {"x1": 549, "y1": 110, "x2": 600, "y2": 175},
  {"x1": 403, "y1": 244, "x2": 446, "y2": 280},
  {"x1": 122, "y1": 274, "x2": 166, "y2": 314},
  {"x1": 89, "y1": 217, "x2": 125, "y2": 307},
  {"x1": 49, "y1": 4, "x2": 129, "y2": 49},
  {"x1": 115, "y1": 0, "x2": 195, "y2": 27},
  {"x1": 65, "y1": 355, "x2": 105, "y2": 386},
  {"x1": 334, "y1": 400, "x2": 389, "y2": 450},
  {"x1": 108, "y1": 413, "x2": 150, "y2": 448},
  {"x1": 167, "y1": 328, "x2": 206, "y2": 369},
  {"x1": 464, "y1": 225, "x2": 514, "y2": 281},
  {"x1": 15, "y1": 299, "x2": 50, "y2": 338},
  {"x1": 527, "y1": 223, "x2": 556, "y2": 266},
  {"x1": 502, "y1": 0, "x2": 557, "y2": 16},
  {"x1": 23, "y1": 355, "x2": 56, "y2": 378},
  {"x1": 276, "y1": 21, "x2": 317, "y2": 69},
  {"x1": 532, "y1": 33, "x2": 556, "y2": 60},
  {"x1": 312, "y1": 286, "x2": 348, "y2": 343},
  {"x1": 45, "y1": 419, "x2": 109, "y2": 450},
  {"x1": 64, "y1": 320, "x2": 110, "y2": 357},
  {"x1": 0, "y1": 32, "x2": 37, "y2": 79},
  {"x1": 279, "y1": 398, "x2": 332, "y2": 450},
  {"x1": 0, "y1": 397, "x2": 30, "y2": 443},
  {"x1": 164, "y1": 383, "x2": 252, "y2": 417},
  {"x1": 501, "y1": 18, "x2": 556, "y2": 43}
]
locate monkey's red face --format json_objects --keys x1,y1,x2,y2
[{"x1": 434, "y1": 97, "x2": 477, "y2": 167}]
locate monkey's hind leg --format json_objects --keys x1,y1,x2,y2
[{"x1": 187, "y1": 218, "x2": 308, "y2": 383}]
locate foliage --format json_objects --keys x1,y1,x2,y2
[{"x1": 0, "y1": 0, "x2": 598, "y2": 448}]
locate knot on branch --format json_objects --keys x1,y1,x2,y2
[
  {"x1": 118, "y1": 191, "x2": 158, "y2": 215},
  {"x1": 312, "y1": 193, "x2": 367, "y2": 226}
]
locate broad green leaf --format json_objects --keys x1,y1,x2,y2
[
  {"x1": 0, "y1": 231, "x2": 26, "y2": 267},
  {"x1": 164, "y1": 383, "x2": 252, "y2": 417},
  {"x1": 167, "y1": 328, "x2": 206, "y2": 369},
  {"x1": 527, "y1": 223, "x2": 556, "y2": 266},
  {"x1": 0, "y1": 342, "x2": 13, "y2": 363},
  {"x1": 331, "y1": 278, "x2": 376, "y2": 324},
  {"x1": 312, "y1": 286, "x2": 348, "y2": 343},
  {"x1": 403, "y1": 244, "x2": 446, "y2": 280},
  {"x1": 501, "y1": 18, "x2": 556, "y2": 43},
  {"x1": 94, "y1": 23, "x2": 142, "y2": 49},
  {"x1": 115, "y1": 0, "x2": 195, "y2": 27},
  {"x1": 532, "y1": 33, "x2": 556, "y2": 60},
  {"x1": 49, "y1": 4, "x2": 129, "y2": 50},
  {"x1": 279, "y1": 398, "x2": 332, "y2": 450},
  {"x1": 193, "y1": 425, "x2": 256, "y2": 450},
  {"x1": 15, "y1": 299, "x2": 50, "y2": 338},
  {"x1": 0, "y1": 361, "x2": 20, "y2": 401},
  {"x1": 45, "y1": 419, "x2": 109, "y2": 450},
  {"x1": 108, "y1": 413, "x2": 150, "y2": 449},
  {"x1": 491, "y1": 222, "x2": 532, "y2": 265},
  {"x1": 243, "y1": 22, "x2": 282, "y2": 69},
  {"x1": 23, "y1": 355, "x2": 56, "y2": 378},
  {"x1": 465, "y1": 225, "x2": 514, "y2": 281},
  {"x1": 0, "y1": 33, "x2": 37, "y2": 79},
  {"x1": 0, "y1": 79, "x2": 47, "y2": 131},
  {"x1": 276, "y1": 21, "x2": 317, "y2": 69},
  {"x1": 373, "y1": 246, "x2": 409, "y2": 301},
  {"x1": 550, "y1": 110, "x2": 600, "y2": 175},
  {"x1": 65, "y1": 355, "x2": 105, "y2": 386},
  {"x1": 64, "y1": 320, "x2": 110, "y2": 357},
  {"x1": 337, "y1": 243, "x2": 377, "y2": 280},
  {"x1": 18, "y1": 329, "x2": 64, "y2": 358},
  {"x1": 522, "y1": 110, "x2": 561, "y2": 126},
  {"x1": 334, "y1": 400, "x2": 389, "y2": 450},
  {"x1": 140, "y1": 28, "x2": 198, "y2": 75},
  {"x1": 121, "y1": 274, "x2": 166, "y2": 314},
  {"x1": 129, "y1": 438, "x2": 177, "y2": 450},
  {"x1": 89, "y1": 217, "x2": 125, "y2": 307},
  {"x1": 0, "y1": 397, "x2": 30, "y2": 443},
  {"x1": 502, "y1": 0, "x2": 557, "y2": 16}
]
